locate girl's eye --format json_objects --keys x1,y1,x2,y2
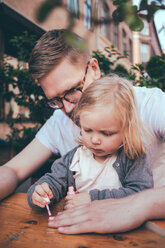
[
  {"x1": 84, "y1": 129, "x2": 91, "y2": 133},
  {"x1": 102, "y1": 131, "x2": 113, "y2": 136},
  {"x1": 83, "y1": 129, "x2": 91, "y2": 133}
]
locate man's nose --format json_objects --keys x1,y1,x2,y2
[
  {"x1": 62, "y1": 100, "x2": 75, "y2": 114},
  {"x1": 91, "y1": 134, "x2": 101, "y2": 145}
]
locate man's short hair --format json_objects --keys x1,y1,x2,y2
[{"x1": 29, "y1": 29, "x2": 90, "y2": 81}]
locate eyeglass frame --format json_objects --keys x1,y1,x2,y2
[{"x1": 47, "y1": 61, "x2": 90, "y2": 109}]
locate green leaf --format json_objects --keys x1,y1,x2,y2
[
  {"x1": 146, "y1": 3, "x2": 159, "y2": 22},
  {"x1": 63, "y1": 31, "x2": 88, "y2": 51},
  {"x1": 129, "y1": 16, "x2": 144, "y2": 31},
  {"x1": 139, "y1": 0, "x2": 148, "y2": 10},
  {"x1": 36, "y1": 0, "x2": 56, "y2": 23},
  {"x1": 113, "y1": 0, "x2": 129, "y2": 6},
  {"x1": 113, "y1": 3, "x2": 144, "y2": 31},
  {"x1": 112, "y1": 8, "x2": 125, "y2": 23}
]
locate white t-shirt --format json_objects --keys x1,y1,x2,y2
[
  {"x1": 36, "y1": 110, "x2": 78, "y2": 156},
  {"x1": 133, "y1": 87, "x2": 165, "y2": 187},
  {"x1": 36, "y1": 86, "x2": 165, "y2": 187}
]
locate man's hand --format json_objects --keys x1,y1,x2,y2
[
  {"x1": 32, "y1": 182, "x2": 53, "y2": 208},
  {"x1": 48, "y1": 191, "x2": 152, "y2": 234},
  {"x1": 65, "y1": 192, "x2": 91, "y2": 209}
]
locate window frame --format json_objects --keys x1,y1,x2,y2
[
  {"x1": 84, "y1": 0, "x2": 92, "y2": 30},
  {"x1": 141, "y1": 42, "x2": 150, "y2": 63},
  {"x1": 113, "y1": 22, "x2": 118, "y2": 48},
  {"x1": 101, "y1": 5, "x2": 110, "y2": 38},
  {"x1": 67, "y1": 0, "x2": 79, "y2": 18},
  {"x1": 122, "y1": 29, "x2": 127, "y2": 54}
]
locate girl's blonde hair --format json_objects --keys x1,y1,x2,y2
[{"x1": 74, "y1": 74, "x2": 149, "y2": 159}]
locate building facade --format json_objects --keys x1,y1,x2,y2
[{"x1": 0, "y1": 0, "x2": 162, "y2": 139}]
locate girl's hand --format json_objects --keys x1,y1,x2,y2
[
  {"x1": 64, "y1": 192, "x2": 91, "y2": 209},
  {"x1": 32, "y1": 182, "x2": 54, "y2": 208}
]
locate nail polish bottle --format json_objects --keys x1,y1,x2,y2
[{"x1": 67, "y1": 186, "x2": 75, "y2": 195}]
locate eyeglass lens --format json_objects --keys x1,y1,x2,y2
[{"x1": 47, "y1": 61, "x2": 90, "y2": 109}]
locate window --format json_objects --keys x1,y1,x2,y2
[
  {"x1": 129, "y1": 39, "x2": 133, "y2": 63},
  {"x1": 113, "y1": 23, "x2": 118, "y2": 48},
  {"x1": 141, "y1": 43, "x2": 149, "y2": 63},
  {"x1": 67, "y1": 0, "x2": 79, "y2": 17},
  {"x1": 141, "y1": 20, "x2": 149, "y2": 35},
  {"x1": 101, "y1": 6, "x2": 109, "y2": 37},
  {"x1": 84, "y1": 0, "x2": 92, "y2": 30},
  {"x1": 122, "y1": 29, "x2": 127, "y2": 54},
  {"x1": 0, "y1": 98, "x2": 5, "y2": 120}
]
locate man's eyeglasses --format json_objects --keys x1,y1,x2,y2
[{"x1": 47, "y1": 61, "x2": 90, "y2": 109}]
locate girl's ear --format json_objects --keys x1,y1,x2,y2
[{"x1": 89, "y1": 58, "x2": 101, "y2": 80}]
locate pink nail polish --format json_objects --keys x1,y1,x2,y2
[
  {"x1": 58, "y1": 227, "x2": 64, "y2": 232},
  {"x1": 49, "y1": 216, "x2": 55, "y2": 221},
  {"x1": 57, "y1": 212, "x2": 62, "y2": 215}
]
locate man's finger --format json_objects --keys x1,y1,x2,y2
[
  {"x1": 64, "y1": 203, "x2": 73, "y2": 210},
  {"x1": 57, "y1": 221, "x2": 97, "y2": 234},
  {"x1": 48, "y1": 208, "x2": 90, "y2": 227}
]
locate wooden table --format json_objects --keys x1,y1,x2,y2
[{"x1": 0, "y1": 193, "x2": 165, "y2": 248}]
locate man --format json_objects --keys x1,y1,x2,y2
[{"x1": 0, "y1": 29, "x2": 165, "y2": 234}]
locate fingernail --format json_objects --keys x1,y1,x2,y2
[
  {"x1": 58, "y1": 227, "x2": 64, "y2": 232},
  {"x1": 43, "y1": 196, "x2": 50, "y2": 203},
  {"x1": 57, "y1": 212, "x2": 62, "y2": 216},
  {"x1": 49, "y1": 216, "x2": 55, "y2": 221}
]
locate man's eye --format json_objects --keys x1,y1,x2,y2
[{"x1": 68, "y1": 88, "x2": 76, "y2": 93}]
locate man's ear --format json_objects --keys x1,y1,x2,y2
[{"x1": 89, "y1": 58, "x2": 101, "y2": 80}]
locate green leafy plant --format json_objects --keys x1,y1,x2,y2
[
  {"x1": 0, "y1": 60, "x2": 15, "y2": 103},
  {"x1": 1, "y1": 31, "x2": 53, "y2": 153},
  {"x1": 93, "y1": 46, "x2": 165, "y2": 91},
  {"x1": 146, "y1": 54, "x2": 165, "y2": 90},
  {"x1": 92, "y1": 45, "x2": 129, "y2": 76},
  {"x1": 6, "y1": 124, "x2": 39, "y2": 154},
  {"x1": 93, "y1": 45, "x2": 135, "y2": 80},
  {"x1": 10, "y1": 31, "x2": 37, "y2": 63}
]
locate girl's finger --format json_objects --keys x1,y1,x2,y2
[
  {"x1": 32, "y1": 191, "x2": 47, "y2": 207},
  {"x1": 35, "y1": 184, "x2": 47, "y2": 197},
  {"x1": 41, "y1": 182, "x2": 54, "y2": 199}
]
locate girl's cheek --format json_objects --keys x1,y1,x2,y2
[{"x1": 83, "y1": 138, "x2": 89, "y2": 148}]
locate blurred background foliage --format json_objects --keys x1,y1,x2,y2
[
  {"x1": 93, "y1": 46, "x2": 165, "y2": 90},
  {"x1": 0, "y1": 31, "x2": 53, "y2": 153}
]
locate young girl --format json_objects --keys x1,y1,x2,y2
[{"x1": 27, "y1": 74, "x2": 153, "y2": 210}]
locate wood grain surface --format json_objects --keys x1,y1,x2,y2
[{"x1": 0, "y1": 193, "x2": 165, "y2": 248}]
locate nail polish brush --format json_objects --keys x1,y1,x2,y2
[{"x1": 43, "y1": 196, "x2": 52, "y2": 216}]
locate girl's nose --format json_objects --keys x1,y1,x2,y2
[{"x1": 91, "y1": 134, "x2": 101, "y2": 145}]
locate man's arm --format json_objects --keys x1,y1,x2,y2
[
  {"x1": 0, "y1": 138, "x2": 52, "y2": 200},
  {"x1": 48, "y1": 187, "x2": 165, "y2": 234}
]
